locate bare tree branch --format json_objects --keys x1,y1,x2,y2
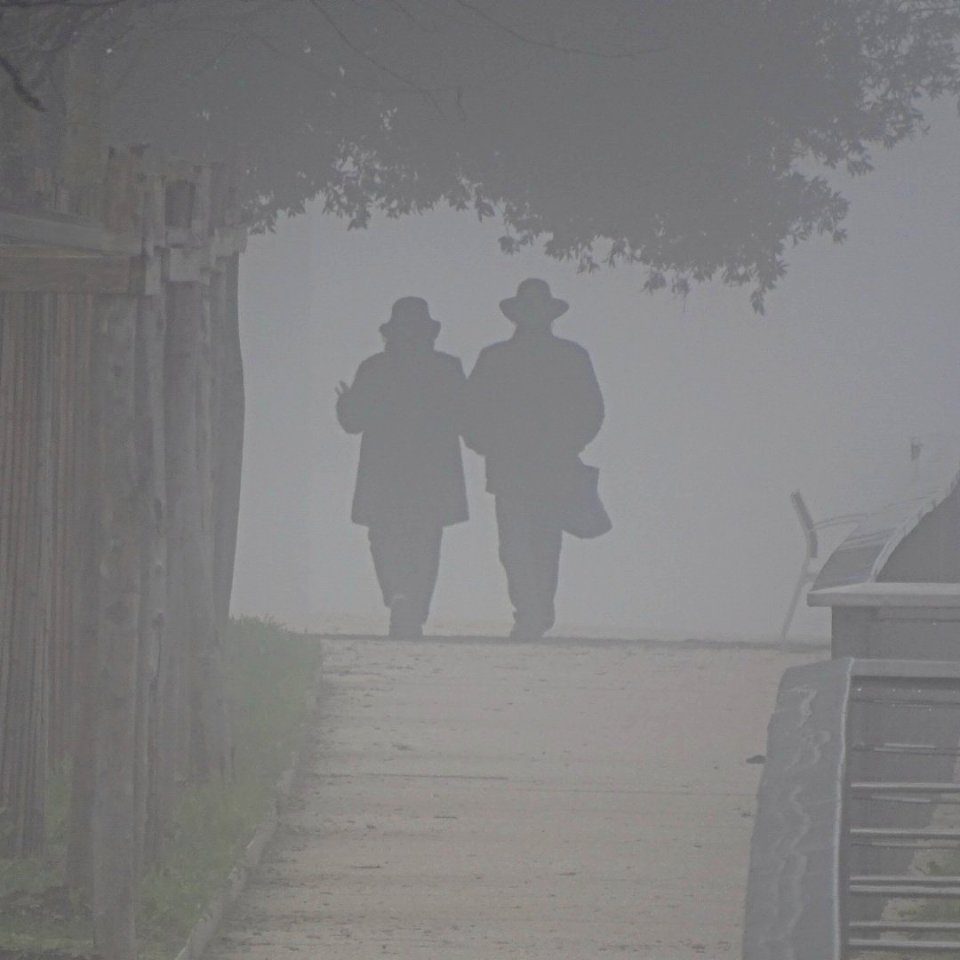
[
  {"x1": 449, "y1": 0, "x2": 669, "y2": 60},
  {"x1": 0, "y1": 49, "x2": 45, "y2": 108},
  {"x1": 0, "y1": 1, "x2": 124, "y2": 9},
  {"x1": 306, "y1": 0, "x2": 447, "y2": 115},
  {"x1": 0, "y1": 0, "x2": 138, "y2": 109}
]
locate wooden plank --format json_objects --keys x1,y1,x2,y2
[
  {"x1": 0, "y1": 253, "x2": 132, "y2": 294},
  {"x1": 92, "y1": 292, "x2": 141, "y2": 960},
  {"x1": 165, "y1": 282, "x2": 232, "y2": 783},
  {"x1": 853, "y1": 657, "x2": 960, "y2": 684},
  {"x1": 167, "y1": 246, "x2": 210, "y2": 283},
  {"x1": 0, "y1": 298, "x2": 50, "y2": 855},
  {"x1": 851, "y1": 782, "x2": 960, "y2": 794},
  {"x1": 847, "y1": 939, "x2": 960, "y2": 951},
  {"x1": 211, "y1": 225, "x2": 247, "y2": 258},
  {"x1": 851, "y1": 920, "x2": 960, "y2": 932},
  {"x1": 0, "y1": 208, "x2": 139, "y2": 255},
  {"x1": 809, "y1": 581, "x2": 960, "y2": 608}
]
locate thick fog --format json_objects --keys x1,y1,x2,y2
[{"x1": 233, "y1": 102, "x2": 960, "y2": 641}]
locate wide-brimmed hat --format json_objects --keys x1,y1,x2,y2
[
  {"x1": 499, "y1": 278, "x2": 569, "y2": 324},
  {"x1": 380, "y1": 296, "x2": 441, "y2": 341}
]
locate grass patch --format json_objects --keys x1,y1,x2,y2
[{"x1": 0, "y1": 617, "x2": 322, "y2": 959}]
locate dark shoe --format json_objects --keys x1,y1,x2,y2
[{"x1": 509, "y1": 622, "x2": 547, "y2": 641}]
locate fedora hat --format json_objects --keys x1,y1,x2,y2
[
  {"x1": 499, "y1": 278, "x2": 569, "y2": 324},
  {"x1": 380, "y1": 296, "x2": 441, "y2": 340}
]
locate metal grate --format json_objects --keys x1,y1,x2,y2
[{"x1": 844, "y1": 667, "x2": 960, "y2": 957}]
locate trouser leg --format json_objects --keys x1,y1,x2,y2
[
  {"x1": 533, "y1": 512, "x2": 563, "y2": 628},
  {"x1": 403, "y1": 521, "x2": 443, "y2": 626},
  {"x1": 495, "y1": 495, "x2": 563, "y2": 634},
  {"x1": 368, "y1": 523, "x2": 403, "y2": 609},
  {"x1": 368, "y1": 518, "x2": 443, "y2": 629}
]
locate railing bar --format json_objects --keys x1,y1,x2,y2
[
  {"x1": 852, "y1": 841, "x2": 960, "y2": 849},
  {"x1": 847, "y1": 939, "x2": 960, "y2": 952},
  {"x1": 850, "y1": 920, "x2": 960, "y2": 932},
  {"x1": 852, "y1": 782, "x2": 960, "y2": 794},
  {"x1": 858, "y1": 742, "x2": 936, "y2": 748},
  {"x1": 852, "y1": 744, "x2": 960, "y2": 756},
  {"x1": 850, "y1": 697, "x2": 960, "y2": 708},
  {"x1": 851, "y1": 828, "x2": 960, "y2": 840},
  {"x1": 854, "y1": 796, "x2": 953, "y2": 805},
  {"x1": 850, "y1": 884, "x2": 960, "y2": 896},
  {"x1": 849, "y1": 875, "x2": 960, "y2": 886}
]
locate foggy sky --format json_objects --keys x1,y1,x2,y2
[{"x1": 233, "y1": 101, "x2": 960, "y2": 641}]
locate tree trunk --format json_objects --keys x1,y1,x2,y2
[
  {"x1": 210, "y1": 254, "x2": 244, "y2": 631},
  {"x1": 91, "y1": 294, "x2": 140, "y2": 960},
  {"x1": 165, "y1": 282, "x2": 231, "y2": 784}
]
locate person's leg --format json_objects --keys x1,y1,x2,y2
[
  {"x1": 528, "y1": 502, "x2": 563, "y2": 634},
  {"x1": 496, "y1": 495, "x2": 553, "y2": 637},
  {"x1": 368, "y1": 522, "x2": 399, "y2": 608},
  {"x1": 371, "y1": 516, "x2": 443, "y2": 637},
  {"x1": 400, "y1": 518, "x2": 443, "y2": 634},
  {"x1": 368, "y1": 521, "x2": 409, "y2": 636}
]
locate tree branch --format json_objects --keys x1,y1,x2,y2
[
  {"x1": 306, "y1": 0, "x2": 446, "y2": 115},
  {"x1": 449, "y1": 0, "x2": 669, "y2": 60},
  {"x1": 0, "y1": 50, "x2": 45, "y2": 109},
  {"x1": 0, "y1": 1, "x2": 124, "y2": 8},
  {"x1": 0, "y1": 0, "x2": 132, "y2": 109}
]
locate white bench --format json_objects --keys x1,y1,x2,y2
[
  {"x1": 807, "y1": 454, "x2": 960, "y2": 659},
  {"x1": 780, "y1": 490, "x2": 864, "y2": 642}
]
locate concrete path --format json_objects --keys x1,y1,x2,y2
[{"x1": 207, "y1": 636, "x2": 821, "y2": 959}]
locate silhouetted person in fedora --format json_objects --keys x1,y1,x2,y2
[
  {"x1": 464, "y1": 279, "x2": 605, "y2": 639},
  {"x1": 337, "y1": 297, "x2": 468, "y2": 638}
]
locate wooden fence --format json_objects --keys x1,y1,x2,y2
[{"x1": 0, "y1": 145, "x2": 246, "y2": 959}]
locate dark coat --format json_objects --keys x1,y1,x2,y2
[
  {"x1": 463, "y1": 330, "x2": 604, "y2": 497},
  {"x1": 337, "y1": 347, "x2": 469, "y2": 527}
]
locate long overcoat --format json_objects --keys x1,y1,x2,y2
[
  {"x1": 337, "y1": 347, "x2": 469, "y2": 527},
  {"x1": 463, "y1": 330, "x2": 604, "y2": 499}
]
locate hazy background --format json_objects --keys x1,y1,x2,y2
[{"x1": 232, "y1": 102, "x2": 959, "y2": 642}]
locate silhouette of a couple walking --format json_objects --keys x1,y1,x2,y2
[{"x1": 337, "y1": 279, "x2": 608, "y2": 640}]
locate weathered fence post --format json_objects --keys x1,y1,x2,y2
[
  {"x1": 210, "y1": 250, "x2": 244, "y2": 633},
  {"x1": 91, "y1": 291, "x2": 140, "y2": 960},
  {"x1": 136, "y1": 158, "x2": 168, "y2": 869},
  {"x1": 165, "y1": 166, "x2": 233, "y2": 784},
  {"x1": 0, "y1": 296, "x2": 53, "y2": 856},
  {"x1": 1, "y1": 132, "x2": 245, "y2": 955},
  {"x1": 66, "y1": 300, "x2": 101, "y2": 894}
]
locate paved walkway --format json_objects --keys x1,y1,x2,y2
[{"x1": 208, "y1": 636, "x2": 821, "y2": 959}]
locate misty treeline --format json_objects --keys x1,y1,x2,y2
[{"x1": 1, "y1": 2, "x2": 959, "y2": 958}]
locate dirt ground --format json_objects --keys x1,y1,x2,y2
[{"x1": 207, "y1": 635, "x2": 822, "y2": 959}]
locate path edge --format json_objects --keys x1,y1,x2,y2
[{"x1": 173, "y1": 658, "x2": 324, "y2": 960}]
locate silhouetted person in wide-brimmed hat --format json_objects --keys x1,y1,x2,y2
[
  {"x1": 337, "y1": 297, "x2": 468, "y2": 637},
  {"x1": 464, "y1": 279, "x2": 605, "y2": 639}
]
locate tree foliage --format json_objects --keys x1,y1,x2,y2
[{"x1": 4, "y1": 0, "x2": 960, "y2": 306}]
